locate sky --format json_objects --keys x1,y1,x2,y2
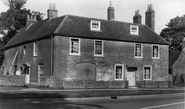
[{"x1": 0, "y1": 0, "x2": 185, "y2": 34}]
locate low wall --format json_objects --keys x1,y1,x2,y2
[
  {"x1": 136, "y1": 81, "x2": 172, "y2": 88},
  {"x1": 0, "y1": 75, "x2": 25, "y2": 86},
  {"x1": 40, "y1": 76, "x2": 128, "y2": 89}
]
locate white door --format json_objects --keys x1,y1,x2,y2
[
  {"x1": 25, "y1": 66, "x2": 30, "y2": 84},
  {"x1": 127, "y1": 72, "x2": 136, "y2": 86},
  {"x1": 38, "y1": 64, "x2": 44, "y2": 85}
]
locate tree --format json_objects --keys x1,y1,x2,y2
[
  {"x1": 0, "y1": 0, "x2": 44, "y2": 44},
  {"x1": 0, "y1": 0, "x2": 44, "y2": 66},
  {"x1": 2, "y1": 0, "x2": 27, "y2": 10},
  {"x1": 160, "y1": 15, "x2": 185, "y2": 51}
]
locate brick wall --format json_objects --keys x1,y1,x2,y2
[
  {"x1": 53, "y1": 36, "x2": 169, "y2": 82},
  {"x1": 3, "y1": 38, "x2": 52, "y2": 84},
  {"x1": 0, "y1": 75, "x2": 25, "y2": 86}
]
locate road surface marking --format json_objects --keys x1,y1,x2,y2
[{"x1": 140, "y1": 102, "x2": 185, "y2": 109}]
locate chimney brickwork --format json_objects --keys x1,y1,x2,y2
[
  {"x1": 133, "y1": 10, "x2": 142, "y2": 24},
  {"x1": 26, "y1": 15, "x2": 37, "y2": 28},
  {"x1": 107, "y1": 1, "x2": 114, "y2": 21},
  {"x1": 47, "y1": 3, "x2": 58, "y2": 20},
  {"x1": 145, "y1": 4, "x2": 155, "y2": 31}
]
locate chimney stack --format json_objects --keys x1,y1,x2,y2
[
  {"x1": 47, "y1": 3, "x2": 58, "y2": 20},
  {"x1": 26, "y1": 15, "x2": 37, "y2": 28},
  {"x1": 133, "y1": 10, "x2": 142, "y2": 24},
  {"x1": 107, "y1": 1, "x2": 114, "y2": 21},
  {"x1": 145, "y1": 4, "x2": 155, "y2": 31}
]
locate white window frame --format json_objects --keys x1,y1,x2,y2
[
  {"x1": 143, "y1": 65, "x2": 152, "y2": 80},
  {"x1": 134, "y1": 43, "x2": 143, "y2": 58},
  {"x1": 33, "y1": 42, "x2": 38, "y2": 56},
  {"x1": 114, "y1": 64, "x2": 124, "y2": 80},
  {"x1": 130, "y1": 25, "x2": 139, "y2": 35},
  {"x1": 94, "y1": 40, "x2": 104, "y2": 57},
  {"x1": 69, "y1": 38, "x2": 81, "y2": 56},
  {"x1": 152, "y1": 45, "x2": 160, "y2": 59},
  {"x1": 23, "y1": 46, "x2": 26, "y2": 55},
  {"x1": 90, "y1": 20, "x2": 101, "y2": 31}
]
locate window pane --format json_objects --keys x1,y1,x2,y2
[
  {"x1": 34, "y1": 42, "x2": 38, "y2": 56},
  {"x1": 91, "y1": 20, "x2": 101, "y2": 31},
  {"x1": 95, "y1": 41, "x2": 103, "y2": 55},
  {"x1": 115, "y1": 65, "x2": 122, "y2": 79},
  {"x1": 135, "y1": 44, "x2": 141, "y2": 57},
  {"x1": 71, "y1": 39, "x2": 79, "y2": 54},
  {"x1": 144, "y1": 66, "x2": 151, "y2": 80},
  {"x1": 153, "y1": 46, "x2": 158, "y2": 57}
]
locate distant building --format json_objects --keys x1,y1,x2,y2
[
  {"x1": 170, "y1": 37, "x2": 185, "y2": 84},
  {"x1": 2, "y1": 2, "x2": 169, "y2": 87}
]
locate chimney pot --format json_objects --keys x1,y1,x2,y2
[
  {"x1": 49, "y1": 3, "x2": 52, "y2": 9},
  {"x1": 150, "y1": 4, "x2": 153, "y2": 10},
  {"x1": 107, "y1": 1, "x2": 115, "y2": 21},
  {"x1": 137, "y1": 10, "x2": 140, "y2": 15},
  {"x1": 33, "y1": 15, "x2": 36, "y2": 21},
  {"x1": 145, "y1": 4, "x2": 155, "y2": 31},
  {"x1": 53, "y1": 4, "x2": 56, "y2": 10},
  {"x1": 110, "y1": 1, "x2": 113, "y2": 7},
  {"x1": 133, "y1": 10, "x2": 142, "y2": 24},
  {"x1": 27, "y1": 15, "x2": 30, "y2": 20},
  {"x1": 47, "y1": 3, "x2": 58, "y2": 20},
  {"x1": 26, "y1": 15, "x2": 37, "y2": 28}
]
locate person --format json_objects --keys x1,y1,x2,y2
[{"x1": 6, "y1": 70, "x2": 9, "y2": 75}]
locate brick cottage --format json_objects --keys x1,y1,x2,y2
[{"x1": 2, "y1": 2, "x2": 170, "y2": 88}]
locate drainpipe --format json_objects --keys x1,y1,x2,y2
[{"x1": 51, "y1": 35, "x2": 54, "y2": 76}]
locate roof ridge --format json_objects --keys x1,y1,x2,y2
[
  {"x1": 65, "y1": 14, "x2": 146, "y2": 26},
  {"x1": 54, "y1": 15, "x2": 69, "y2": 34}
]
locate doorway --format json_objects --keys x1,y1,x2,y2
[
  {"x1": 38, "y1": 64, "x2": 44, "y2": 85},
  {"x1": 127, "y1": 71, "x2": 136, "y2": 86}
]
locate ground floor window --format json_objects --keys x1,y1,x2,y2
[
  {"x1": 115, "y1": 64, "x2": 124, "y2": 80},
  {"x1": 143, "y1": 65, "x2": 152, "y2": 80}
]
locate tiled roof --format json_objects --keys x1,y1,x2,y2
[{"x1": 5, "y1": 15, "x2": 169, "y2": 49}]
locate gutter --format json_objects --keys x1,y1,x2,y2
[{"x1": 51, "y1": 35, "x2": 54, "y2": 76}]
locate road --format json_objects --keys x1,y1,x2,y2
[{"x1": 0, "y1": 93, "x2": 184, "y2": 109}]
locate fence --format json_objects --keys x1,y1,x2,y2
[
  {"x1": 136, "y1": 81, "x2": 172, "y2": 88},
  {"x1": 41, "y1": 77, "x2": 128, "y2": 89}
]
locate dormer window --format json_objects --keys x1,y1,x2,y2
[
  {"x1": 130, "y1": 25, "x2": 139, "y2": 35},
  {"x1": 90, "y1": 20, "x2": 101, "y2": 31}
]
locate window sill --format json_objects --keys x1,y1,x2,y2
[
  {"x1": 152, "y1": 57, "x2": 160, "y2": 59},
  {"x1": 69, "y1": 53, "x2": 81, "y2": 56},
  {"x1": 94, "y1": 54, "x2": 104, "y2": 57},
  {"x1": 114, "y1": 79, "x2": 124, "y2": 81},
  {"x1": 90, "y1": 30, "x2": 102, "y2": 32},
  {"x1": 134, "y1": 56, "x2": 143, "y2": 59},
  {"x1": 143, "y1": 79, "x2": 152, "y2": 81}
]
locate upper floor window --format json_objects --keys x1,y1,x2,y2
[
  {"x1": 143, "y1": 65, "x2": 152, "y2": 80},
  {"x1": 115, "y1": 64, "x2": 124, "y2": 80},
  {"x1": 130, "y1": 25, "x2": 139, "y2": 35},
  {"x1": 94, "y1": 40, "x2": 104, "y2": 56},
  {"x1": 134, "y1": 44, "x2": 143, "y2": 58},
  {"x1": 70, "y1": 38, "x2": 80, "y2": 55},
  {"x1": 90, "y1": 20, "x2": 101, "y2": 31},
  {"x1": 23, "y1": 46, "x2": 26, "y2": 55},
  {"x1": 152, "y1": 45, "x2": 160, "y2": 59},
  {"x1": 33, "y1": 42, "x2": 38, "y2": 56}
]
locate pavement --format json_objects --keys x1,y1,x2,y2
[{"x1": 0, "y1": 86, "x2": 184, "y2": 100}]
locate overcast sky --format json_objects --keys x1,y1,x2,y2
[{"x1": 0, "y1": 0, "x2": 185, "y2": 34}]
